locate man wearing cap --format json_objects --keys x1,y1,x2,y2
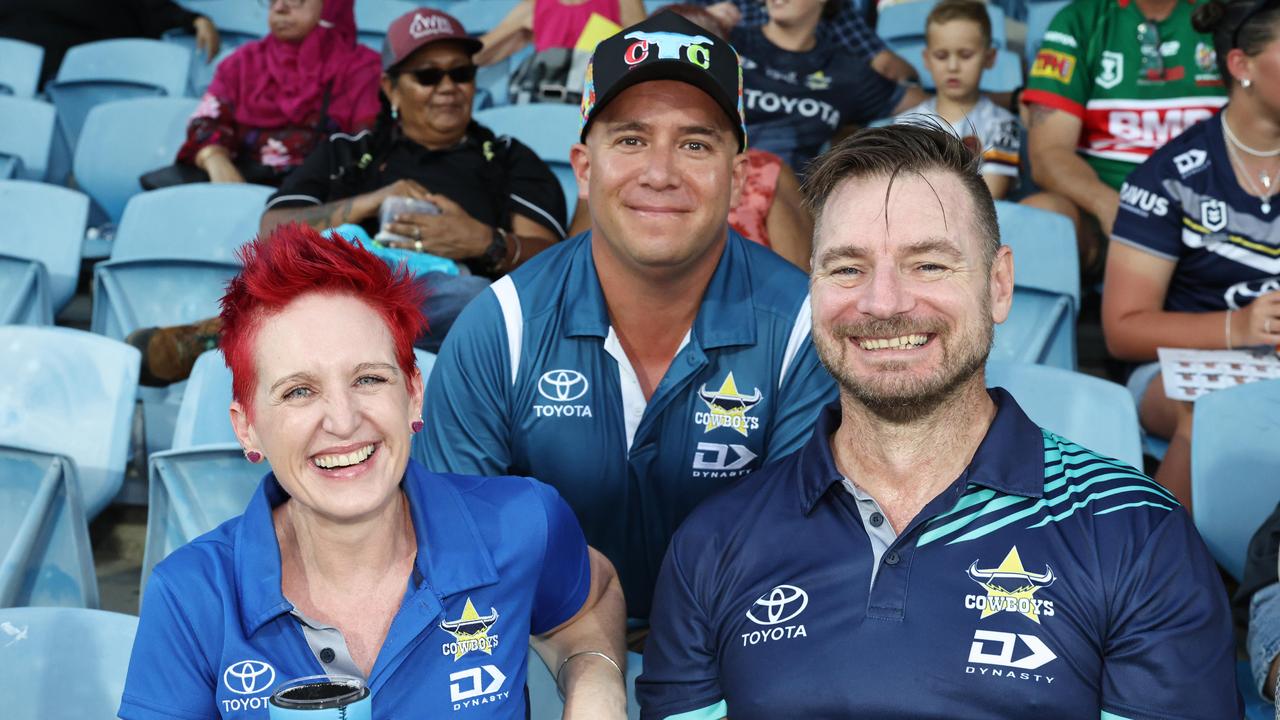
[{"x1": 420, "y1": 11, "x2": 836, "y2": 622}]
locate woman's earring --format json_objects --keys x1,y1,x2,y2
[
  {"x1": 1242, "y1": 78, "x2": 1253, "y2": 88},
  {"x1": 411, "y1": 419, "x2": 424, "y2": 433},
  {"x1": 245, "y1": 450, "x2": 263, "y2": 464},
  {"x1": 391, "y1": 105, "x2": 399, "y2": 120}
]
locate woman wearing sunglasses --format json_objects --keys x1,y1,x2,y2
[
  {"x1": 1104, "y1": 0, "x2": 1280, "y2": 515},
  {"x1": 259, "y1": 7, "x2": 567, "y2": 352},
  {"x1": 174, "y1": 0, "x2": 381, "y2": 185}
]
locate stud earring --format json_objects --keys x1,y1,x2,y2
[
  {"x1": 245, "y1": 450, "x2": 263, "y2": 464},
  {"x1": 411, "y1": 419, "x2": 424, "y2": 433},
  {"x1": 1243, "y1": 78, "x2": 1253, "y2": 88},
  {"x1": 391, "y1": 105, "x2": 399, "y2": 120}
]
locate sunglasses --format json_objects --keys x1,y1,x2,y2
[{"x1": 401, "y1": 65, "x2": 478, "y2": 87}]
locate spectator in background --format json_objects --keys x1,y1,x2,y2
[
  {"x1": 1238, "y1": 503, "x2": 1280, "y2": 707},
  {"x1": 175, "y1": 0, "x2": 380, "y2": 185},
  {"x1": 567, "y1": 3, "x2": 816, "y2": 269},
  {"x1": 1021, "y1": 0, "x2": 1227, "y2": 276},
  {"x1": 475, "y1": 0, "x2": 645, "y2": 66},
  {"x1": 0, "y1": 0, "x2": 220, "y2": 88},
  {"x1": 699, "y1": 0, "x2": 918, "y2": 81},
  {"x1": 126, "y1": 8, "x2": 566, "y2": 385},
  {"x1": 731, "y1": 0, "x2": 926, "y2": 174},
  {"x1": 894, "y1": 0, "x2": 1020, "y2": 199},
  {"x1": 1102, "y1": 0, "x2": 1280, "y2": 512}
]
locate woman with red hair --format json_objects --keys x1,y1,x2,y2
[{"x1": 119, "y1": 224, "x2": 627, "y2": 719}]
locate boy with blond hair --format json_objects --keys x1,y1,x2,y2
[{"x1": 894, "y1": 0, "x2": 1021, "y2": 198}]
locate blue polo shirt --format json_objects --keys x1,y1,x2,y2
[
  {"x1": 638, "y1": 391, "x2": 1241, "y2": 720},
  {"x1": 119, "y1": 460, "x2": 590, "y2": 720},
  {"x1": 418, "y1": 230, "x2": 836, "y2": 619}
]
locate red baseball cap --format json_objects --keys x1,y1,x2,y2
[{"x1": 381, "y1": 9, "x2": 483, "y2": 71}]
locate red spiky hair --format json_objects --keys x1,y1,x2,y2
[{"x1": 219, "y1": 223, "x2": 429, "y2": 415}]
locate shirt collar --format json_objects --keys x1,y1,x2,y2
[
  {"x1": 795, "y1": 387, "x2": 1046, "y2": 515},
  {"x1": 234, "y1": 459, "x2": 499, "y2": 637},
  {"x1": 561, "y1": 228, "x2": 758, "y2": 349}
]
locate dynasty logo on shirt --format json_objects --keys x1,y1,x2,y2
[
  {"x1": 694, "y1": 372, "x2": 762, "y2": 436},
  {"x1": 440, "y1": 598, "x2": 501, "y2": 660},
  {"x1": 964, "y1": 547, "x2": 1057, "y2": 624}
]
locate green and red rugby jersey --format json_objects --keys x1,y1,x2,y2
[{"x1": 1022, "y1": 0, "x2": 1227, "y2": 189}]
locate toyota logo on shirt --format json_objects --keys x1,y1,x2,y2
[
  {"x1": 222, "y1": 660, "x2": 276, "y2": 695},
  {"x1": 746, "y1": 584, "x2": 809, "y2": 626},
  {"x1": 537, "y1": 370, "x2": 589, "y2": 402}
]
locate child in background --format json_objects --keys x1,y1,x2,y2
[{"x1": 894, "y1": 0, "x2": 1020, "y2": 199}]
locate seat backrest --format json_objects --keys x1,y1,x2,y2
[
  {"x1": 356, "y1": 0, "x2": 422, "y2": 48},
  {"x1": 53, "y1": 39, "x2": 191, "y2": 97},
  {"x1": 1191, "y1": 378, "x2": 1280, "y2": 581},
  {"x1": 172, "y1": 348, "x2": 438, "y2": 450},
  {"x1": 0, "y1": 180, "x2": 90, "y2": 312},
  {"x1": 880, "y1": 0, "x2": 1007, "y2": 47},
  {"x1": 0, "y1": 97, "x2": 57, "y2": 181},
  {"x1": 475, "y1": 104, "x2": 581, "y2": 166},
  {"x1": 0, "y1": 607, "x2": 137, "y2": 717},
  {"x1": 0, "y1": 257, "x2": 52, "y2": 325},
  {"x1": 985, "y1": 361, "x2": 1144, "y2": 469},
  {"x1": 449, "y1": 0, "x2": 521, "y2": 34},
  {"x1": 111, "y1": 184, "x2": 274, "y2": 263},
  {"x1": 994, "y1": 200, "x2": 1080, "y2": 308},
  {"x1": 73, "y1": 97, "x2": 200, "y2": 223},
  {"x1": 0, "y1": 327, "x2": 141, "y2": 518},
  {"x1": 0, "y1": 38, "x2": 44, "y2": 98},
  {"x1": 1025, "y1": 0, "x2": 1071, "y2": 64},
  {"x1": 185, "y1": 0, "x2": 269, "y2": 42}
]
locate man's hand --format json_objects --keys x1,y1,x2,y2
[
  {"x1": 705, "y1": 1, "x2": 742, "y2": 30},
  {"x1": 384, "y1": 192, "x2": 491, "y2": 260},
  {"x1": 193, "y1": 16, "x2": 221, "y2": 63},
  {"x1": 871, "y1": 49, "x2": 917, "y2": 82}
]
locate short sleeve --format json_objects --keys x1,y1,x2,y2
[
  {"x1": 118, "y1": 571, "x2": 218, "y2": 720},
  {"x1": 765, "y1": 331, "x2": 837, "y2": 461},
  {"x1": 417, "y1": 288, "x2": 515, "y2": 477},
  {"x1": 529, "y1": 479, "x2": 591, "y2": 635},
  {"x1": 636, "y1": 534, "x2": 725, "y2": 720},
  {"x1": 266, "y1": 138, "x2": 337, "y2": 210},
  {"x1": 1100, "y1": 511, "x2": 1242, "y2": 719},
  {"x1": 501, "y1": 138, "x2": 568, "y2": 239},
  {"x1": 1022, "y1": 2, "x2": 1089, "y2": 118},
  {"x1": 1110, "y1": 153, "x2": 1183, "y2": 263}
]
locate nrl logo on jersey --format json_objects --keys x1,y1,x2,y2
[
  {"x1": 1200, "y1": 198, "x2": 1229, "y2": 232},
  {"x1": 693, "y1": 372, "x2": 762, "y2": 436},
  {"x1": 1096, "y1": 51, "x2": 1123, "y2": 89},
  {"x1": 964, "y1": 547, "x2": 1057, "y2": 624}
]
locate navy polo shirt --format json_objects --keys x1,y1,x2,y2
[
  {"x1": 638, "y1": 390, "x2": 1241, "y2": 720},
  {"x1": 419, "y1": 229, "x2": 836, "y2": 619},
  {"x1": 119, "y1": 460, "x2": 590, "y2": 719}
]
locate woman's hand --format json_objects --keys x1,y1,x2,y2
[
  {"x1": 196, "y1": 145, "x2": 244, "y2": 183},
  {"x1": 193, "y1": 16, "x2": 221, "y2": 63},
  {"x1": 1233, "y1": 291, "x2": 1280, "y2": 347},
  {"x1": 383, "y1": 193, "x2": 491, "y2": 260}
]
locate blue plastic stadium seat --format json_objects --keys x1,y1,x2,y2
[
  {"x1": 527, "y1": 648, "x2": 643, "y2": 720},
  {"x1": 0, "y1": 607, "x2": 137, "y2": 719},
  {"x1": 0, "y1": 181, "x2": 90, "y2": 320},
  {"x1": 0, "y1": 327, "x2": 140, "y2": 518},
  {"x1": 356, "y1": 0, "x2": 423, "y2": 51},
  {"x1": 73, "y1": 97, "x2": 200, "y2": 227},
  {"x1": 450, "y1": 0, "x2": 522, "y2": 34},
  {"x1": 0, "y1": 97, "x2": 57, "y2": 181},
  {"x1": 990, "y1": 200, "x2": 1079, "y2": 370},
  {"x1": 46, "y1": 39, "x2": 192, "y2": 151},
  {"x1": 1190, "y1": 378, "x2": 1280, "y2": 581},
  {"x1": 0, "y1": 448, "x2": 98, "y2": 608},
  {"x1": 880, "y1": 0, "x2": 1007, "y2": 49},
  {"x1": 1124, "y1": 361, "x2": 1169, "y2": 461},
  {"x1": 1025, "y1": 0, "x2": 1070, "y2": 65},
  {"x1": 985, "y1": 361, "x2": 1143, "y2": 469},
  {"x1": 163, "y1": 0, "x2": 267, "y2": 95},
  {"x1": 0, "y1": 258, "x2": 52, "y2": 325},
  {"x1": 474, "y1": 104, "x2": 582, "y2": 221},
  {"x1": 0, "y1": 38, "x2": 43, "y2": 98}
]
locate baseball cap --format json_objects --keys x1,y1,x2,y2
[
  {"x1": 382, "y1": 8, "x2": 483, "y2": 72},
  {"x1": 579, "y1": 11, "x2": 747, "y2": 151}
]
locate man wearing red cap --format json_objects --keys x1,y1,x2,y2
[{"x1": 421, "y1": 11, "x2": 835, "y2": 623}]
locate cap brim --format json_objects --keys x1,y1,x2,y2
[
  {"x1": 386, "y1": 35, "x2": 485, "y2": 72},
  {"x1": 580, "y1": 60, "x2": 745, "y2": 151}
]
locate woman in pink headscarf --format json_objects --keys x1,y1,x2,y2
[{"x1": 175, "y1": 0, "x2": 381, "y2": 185}]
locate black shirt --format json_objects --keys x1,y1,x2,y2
[{"x1": 267, "y1": 121, "x2": 568, "y2": 277}]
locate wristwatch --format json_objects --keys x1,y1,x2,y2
[{"x1": 481, "y1": 226, "x2": 509, "y2": 273}]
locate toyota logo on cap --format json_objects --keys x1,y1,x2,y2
[
  {"x1": 537, "y1": 369, "x2": 589, "y2": 402},
  {"x1": 746, "y1": 584, "x2": 808, "y2": 626},
  {"x1": 223, "y1": 660, "x2": 276, "y2": 695}
]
